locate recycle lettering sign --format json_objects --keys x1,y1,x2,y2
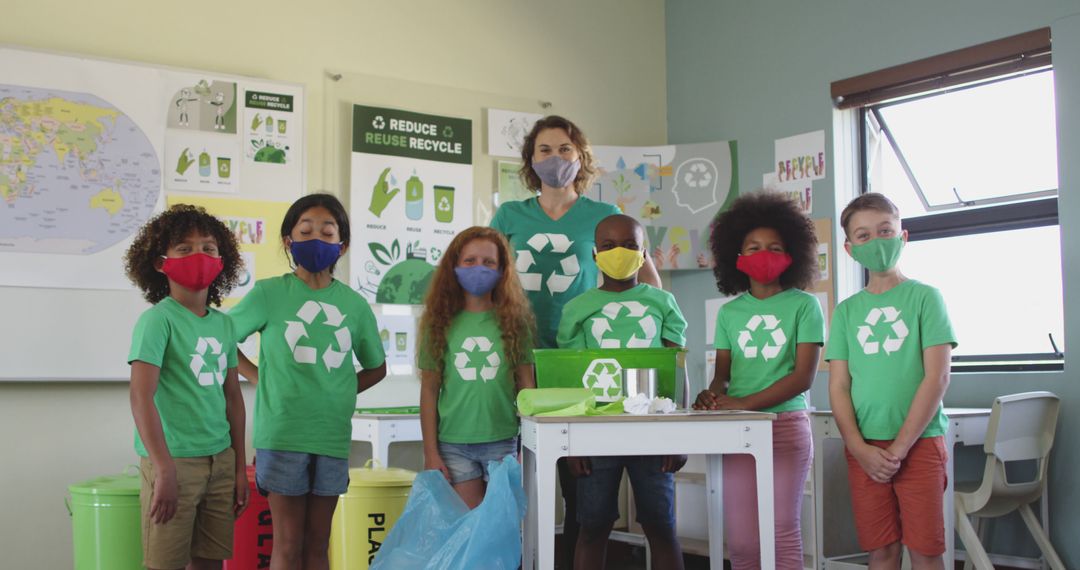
[{"x1": 349, "y1": 105, "x2": 474, "y2": 304}]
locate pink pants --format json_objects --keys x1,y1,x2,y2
[{"x1": 722, "y1": 410, "x2": 813, "y2": 570}]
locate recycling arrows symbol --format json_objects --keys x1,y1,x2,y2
[
  {"x1": 589, "y1": 301, "x2": 657, "y2": 348},
  {"x1": 515, "y1": 233, "x2": 579, "y2": 294},
  {"x1": 453, "y1": 336, "x2": 501, "y2": 382},
  {"x1": 190, "y1": 336, "x2": 227, "y2": 386},
  {"x1": 737, "y1": 314, "x2": 787, "y2": 361},
  {"x1": 857, "y1": 306, "x2": 908, "y2": 355},
  {"x1": 582, "y1": 357, "x2": 622, "y2": 401},
  {"x1": 685, "y1": 161, "x2": 713, "y2": 187},
  {"x1": 284, "y1": 300, "x2": 353, "y2": 371},
  {"x1": 437, "y1": 196, "x2": 452, "y2": 212},
  {"x1": 372, "y1": 116, "x2": 385, "y2": 129}
]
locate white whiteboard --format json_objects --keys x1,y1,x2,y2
[{"x1": 0, "y1": 45, "x2": 305, "y2": 380}]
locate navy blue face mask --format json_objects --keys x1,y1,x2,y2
[
  {"x1": 290, "y1": 239, "x2": 342, "y2": 273},
  {"x1": 454, "y1": 265, "x2": 502, "y2": 296}
]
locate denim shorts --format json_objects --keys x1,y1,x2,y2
[
  {"x1": 437, "y1": 437, "x2": 518, "y2": 485},
  {"x1": 576, "y1": 455, "x2": 675, "y2": 529},
  {"x1": 254, "y1": 449, "x2": 349, "y2": 497}
]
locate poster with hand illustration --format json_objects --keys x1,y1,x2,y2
[
  {"x1": 350, "y1": 105, "x2": 473, "y2": 304},
  {"x1": 592, "y1": 141, "x2": 738, "y2": 270}
]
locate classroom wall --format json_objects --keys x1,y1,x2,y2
[
  {"x1": 0, "y1": 1, "x2": 668, "y2": 567},
  {"x1": 666, "y1": 0, "x2": 1080, "y2": 565}
]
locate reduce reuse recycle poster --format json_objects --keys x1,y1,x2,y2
[{"x1": 350, "y1": 104, "x2": 473, "y2": 305}]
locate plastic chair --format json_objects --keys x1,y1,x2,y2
[{"x1": 954, "y1": 391, "x2": 1064, "y2": 570}]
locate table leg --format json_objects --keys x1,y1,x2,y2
[
  {"x1": 705, "y1": 454, "x2": 725, "y2": 570},
  {"x1": 523, "y1": 446, "x2": 537, "y2": 570},
  {"x1": 753, "y1": 441, "x2": 776, "y2": 569},
  {"x1": 945, "y1": 429, "x2": 957, "y2": 564}
]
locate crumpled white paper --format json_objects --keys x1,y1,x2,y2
[{"x1": 623, "y1": 394, "x2": 677, "y2": 415}]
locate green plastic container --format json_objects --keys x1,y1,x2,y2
[
  {"x1": 67, "y1": 468, "x2": 144, "y2": 570},
  {"x1": 532, "y1": 347, "x2": 686, "y2": 402}
]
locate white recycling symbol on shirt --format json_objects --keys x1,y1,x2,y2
[
  {"x1": 515, "y1": 233, "x2": 579, "y2": 294},
  {"x1": 582, "y1": 357, "x2": 623, "y2": 401},
  {"x1": 190, "y1": 337, "x2": 228, "y2": 386},
  {"x1": 858, "y1": 306, "x2": 908, "y2": 355},
  {"x1": 284, "y1": 300, "x2": 352, "y2": 371},
  {"x1": 589, "y1": 301, "x2": 657, "y2": 348},
  {"x1": 453, "y1": 336, "x2": 501, "y2": 382},
  {"x1": 738, "y1": 314, "x2": 787, "y2": 361}
]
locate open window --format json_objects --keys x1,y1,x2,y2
[{"x1": 834, "y1": 29, "x2": 1062, "y2": 371}]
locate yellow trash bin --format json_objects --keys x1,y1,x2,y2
[{"x1": 329, "y1": 462, "x2": 416, "y2": 570}]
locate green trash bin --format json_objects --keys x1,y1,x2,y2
[
  {"x1": 329, "y1": 462, "x2": 416, "y2": 570},
  {"x1": 532, "y1": 347, "x2": 688, "y2": 404},
  {"x1": 67, "y1": 467, "x2": 144, "y2": 570}
]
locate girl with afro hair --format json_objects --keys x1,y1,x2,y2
[{"x1": 693, "y1": 190, "x2": 824, "y2": 569}]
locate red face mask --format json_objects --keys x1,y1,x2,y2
[
  {"x1": 735, "y1": 250, "x2": 792, "y2": 284},
  {"x1": 160, "y1": 253, "x2": 224, "y2": 292}
]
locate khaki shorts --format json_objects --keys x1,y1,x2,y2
[{"x1": 140, "y1": 448, "x2": 236, "y2": 569}]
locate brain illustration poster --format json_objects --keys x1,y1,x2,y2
[
  {"x1": 592, "y1": 141, "x2": 738, "y2": 271},
  {"x1": 349, "y1": 105, "x2": 473, "y2": 305}
]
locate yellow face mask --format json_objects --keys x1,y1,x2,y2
[{"x1": 595, "y1": 247, "x2": 645, "y2": 281}]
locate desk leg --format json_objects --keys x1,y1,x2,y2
[
  {"x1": 523, "y1": 443, "x2": 559, "y2": 570},
  {"x1": 524, "y1": 447, "x2": 537, "y2": 570},
  {"x1": 705, "y1": 454, "x2": 724, "y2": 570},
  {"x1": 753, "y1": 443, "x2": 776, "y2": 569}
]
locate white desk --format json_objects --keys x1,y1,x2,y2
[
  {"x1": 809, "y1": 408, "x2": 992, "y2": 569},
  {"x1": 350, "y1": 413, "x2": 422, "y2": 467},
  {"x1": 521, "y1": 411, "x2": 776, "y2": 570}
]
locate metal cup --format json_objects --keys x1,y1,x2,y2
[{"x1": 622, "y1": 368, "x2": 658, "y2": 400}]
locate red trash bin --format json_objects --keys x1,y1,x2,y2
[{"x1": 224, "y1": 465, "x2": 272, "y2": 570}]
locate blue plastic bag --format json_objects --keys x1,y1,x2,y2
[{"x1": 371, "y1": 454, "x2": 526, "y2": 570}]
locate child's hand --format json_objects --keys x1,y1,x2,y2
[
  {"x1": 425, "y1": 451, "x2": 451, "y2": 482},
  {"x1": 567, "y1": 457, "x2": 592, "y2": 477},
  {"x1": 150, "y1": 462, "x2": 179, "y2": 524},
  {"x1": 884, "y1": 442, "x2": 910, "y2": 462},
  {"x1": 652, "y1": 246, "x2": 665, "y2": 270},
  {"x1": 852, "y1": 443, "x2": 901, "y2": 483},
  {"x1": 712, "y1": 394, "x2": 748, "y2": 410},
  {"x1": 234, "y1": 468, "x2": 250, "y2": 518},
  {"x1": 661, "y1": 455, "x2": 688, "y2": 473},
  {"x1": 693, "y1": 389, "x2": 720, "y2": 410}
]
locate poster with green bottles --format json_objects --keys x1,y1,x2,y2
[{"x1": 349, "y1": 104, "x2": 473, "y2": 305}]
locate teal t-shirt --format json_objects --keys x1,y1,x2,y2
[
  {"x1": 229, "y1": 274, "x2": 386, "y2": 459},
  {"x1": 128, "y1": 296, "x2": 237, "y2": 458},
  {"x1": 825, "y1": 279, "x2": 957, "y2": 440},
  {"x1": 491, "y1": 196, "x2": 621, "y2": 348},
  {"x1": 714, "y1": 289, "x2": 824, "y2": 413},
  {"x1": 556, "y1": 283, "x2": 687, "y2": 349},
  {"x1": 418, "y1": 310, "x2": 534, "y2": 444}
]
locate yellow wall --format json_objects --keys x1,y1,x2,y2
[{"x1": 0, "y1": 1, "x2": 667, "y2": 566}]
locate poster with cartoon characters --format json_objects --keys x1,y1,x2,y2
[
  {"x1": 592, "y1": 141, "x2": 738, "y2": 270},
  {"x1": 349, "y1": 105, "x2": 473, "y2": 305}
]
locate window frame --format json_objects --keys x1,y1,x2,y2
[{"x1": 841, "y1": 30, "x2": 1063, "y2": 373}]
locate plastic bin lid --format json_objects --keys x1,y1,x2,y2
[
  {"x1": 68, "y1": 470, "x2": 141, "y2": 496},
  {"x1": 347, "y1": 465, "x2": 417, "y2": 488}
]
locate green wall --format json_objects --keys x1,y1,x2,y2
[{"x1": 665, "y1": 0, "x2": 1080, "y2": 564}]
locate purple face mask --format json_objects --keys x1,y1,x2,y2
[{"x1": 532, "y1": 156, "x2": 581, "y2": 189}]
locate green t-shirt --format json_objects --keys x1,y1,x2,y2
[
  {"x1": 229, "y1": 274, "x2": 386, "y2": 459},
  {"x1": 556, "y1": 284, "x2": 687, "y2": 349},
  {"x1": 418, "y1": 310, "x2": 534, "y2": 444},
  {"x1": 128, "y1": 296, "x2": 237, "y2": 458},
  {"x1": 491, "y1": 196, "x2": 621, "y2": 348},
  {"x1": 825, "y1": 279, "x2": 956, "y2": 440},
  {"x1": 713, "y1": 289, "x2": 824, "y2": 413}
]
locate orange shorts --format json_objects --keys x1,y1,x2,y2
[{"x1": 845, "y1": 436, "x2": 948, "y2": 556}]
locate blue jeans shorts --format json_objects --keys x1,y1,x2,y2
[
  {"x1": 255, "y1": 449, "x2": 349, "y2": 497},
  {"x1": 437, "y1": 437, "x2": 518, "y2": 485},
  {"x1": 576, "y1": 455, "x2": 675, "y2": 529}
]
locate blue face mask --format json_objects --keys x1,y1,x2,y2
[
  {"x1": 290, "y1": 239, "x2": 342, "y2": 273},
  {"x1": 454, "y1": 266, "x2": 502, "y2": 296}
]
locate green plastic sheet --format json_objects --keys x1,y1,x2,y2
[{"x1": 516, "y1": 388, "x2": 624, "y2": 417}]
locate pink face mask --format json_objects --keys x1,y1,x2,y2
[
  {"x1": 735, "y1": 250, "x2": 792, "y2": 284},
  {"x1": 161, "y1": 253, "x2": 223, "y2": 291}
]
